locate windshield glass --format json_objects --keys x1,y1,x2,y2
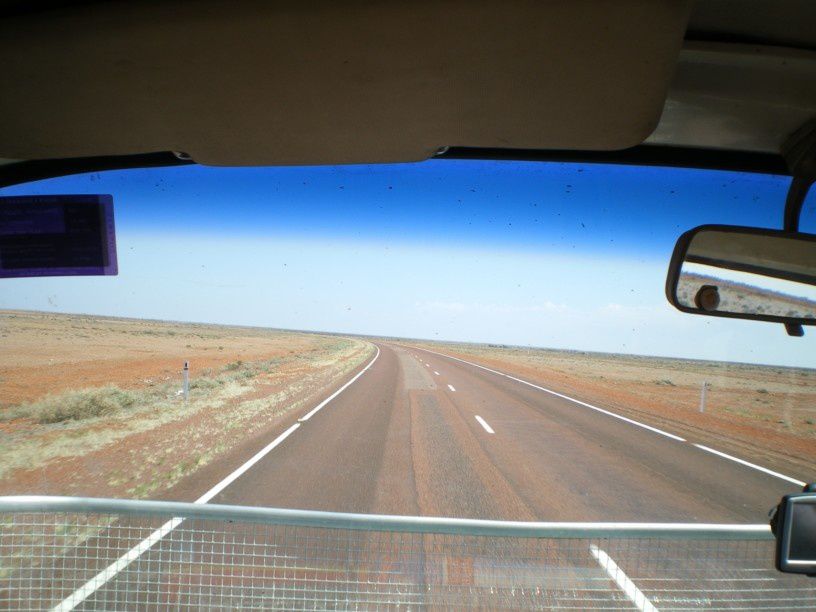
[{"x1": 0, "y1": 160, "x2": 813, "y2": 524}]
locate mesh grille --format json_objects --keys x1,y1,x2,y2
[{"x1": 1, "y1": 499, "x2": 814, "y2": 610}]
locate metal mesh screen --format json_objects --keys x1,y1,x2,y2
[{"x1": 1, "y1": 497, "x2": 814, "y2": 610}]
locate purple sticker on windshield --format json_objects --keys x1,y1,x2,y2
[{"x1": 0, "y1": 195, "x2": 117, "y2": 278}]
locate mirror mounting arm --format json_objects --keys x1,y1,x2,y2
[
  {"x1": 782, "y1": 181, "x2": 813, "y2": 337},
  {"x1": 783, "y1": 177, "x2": 813, "y2": 234},
  {"x1": 783, "y1": 119, "x2": 816, "y2": 232},
  {"x1": 783, "y1": 119, "x2": 816, "y2": 191},
  {"x1": 785, "y1": 321, "x2": 805, "y2": 337},
  {"x1": 780, "y1": 123, "x2": 816, "y2": 336}
]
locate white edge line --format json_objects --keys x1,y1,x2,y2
[
  {"x1": 195, "y1": 423, "x2": 301, "y2": 504},
  {"x1": 55, "y1": 344, "x2": 381, "y2": 611},
  {"x1": 475, "y1": 415, "x2": 495, "y2": 434},
  {"x1": 590, "y1": 545, "x2": 658, "y2": 612},
  {"x1": 447, "y1": 384, "x2": 456, "y2": 392},
  {"x1": 53, "y1": 516, "x2": 185, "y2": 611},
  {"x1": 415, "y1": 347, "x2": 685, "y2": 442},
  {"x1": 410, "y1": 345, "x2": 809, "y2": 487},
  {"x1": 53, "y1": 422, "x2": 302, "y2": 611},
  {"x1": 694, "y1": 444, "x2": 805, "y2": 487},
  {"x1": 299, "y1": 346, "x2": 380, "y2": 422}
]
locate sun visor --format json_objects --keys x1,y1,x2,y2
[{"x1": 0, "y1": 0, "x2": 692, "y2": 166}]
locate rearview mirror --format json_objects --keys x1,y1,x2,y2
[{"x1": 666, "y1": 225, "x2": 816, "y2": 327}]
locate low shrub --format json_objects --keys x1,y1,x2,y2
[
  {"x1": 23, "y1": 386, "x2": 139, "y2": 424},
  {"x1": 189, "y1": 377, "x2": 222, "y2": 390}
]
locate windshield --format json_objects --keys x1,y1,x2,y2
[{"x1": 0, "y1": 160, "x2": 814, "y2": 526}]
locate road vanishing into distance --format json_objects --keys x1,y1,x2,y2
[
  {"x1": 168, "y1": 342, "x2": 805, "y2": 523},
  {"x1": 14, "y1": 342, "x2": 816, "y2": 610}
]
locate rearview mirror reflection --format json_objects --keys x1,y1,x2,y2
[{"x1": 667, "y1": 226, "x2": 816, "y2": 325}]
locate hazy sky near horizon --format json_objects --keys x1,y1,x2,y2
[{"x1": 2, "y1": 160, "x2": 815, "y2": 367}]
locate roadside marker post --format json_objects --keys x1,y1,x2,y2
[
  {"x1": 699, "y1": 381, "x2": 707, "y2": 413},
  {"x1": 183, "y1": 361, "x2": 189, "y2": 403}
]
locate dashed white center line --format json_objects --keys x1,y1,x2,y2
[
  {"x1": 447, "y1": 384, "x2": 456, "y2": 392},
  {"x1": 410, "y1": 345, "x2": 807, "y2": 489},
  {"x1": 475, "y1": 415, "x2": 495, "y2": 434},
  {"x1": 414, "y1": 347, "x2": 684, "y2": 442},
  {"x1": 433, "y1": 371, "x2": 440, "y2": 376}
]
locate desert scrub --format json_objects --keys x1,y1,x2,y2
[
  {"x1": 189, "y1": 377, "x2": 222, "y2": 390},
  {"x1": 2, "y1": 359, "x2": 282, "y2": 422},
  {"x1": 12, "y1": 385, "x2": 141, "y2": 424}
]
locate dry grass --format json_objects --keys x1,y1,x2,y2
[
  {"x1": 7, "y1": 385, "x2": 140, "y2": 424},
  {"x1": 0, "y1": 309, "x2": 345, "y2": 407},
  {"x1": 0, "y1": 310, "x2": 373, "y2": 495}
]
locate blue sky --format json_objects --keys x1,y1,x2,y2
[{"x1": 1, "y1": 160, "x2": 815, "y2": 367}]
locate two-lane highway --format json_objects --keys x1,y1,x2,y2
[
  {"x1": 191, "y1": 342, "x2": 804, "y2": 523},
  {"x1": 33, "y1": 341, "x2": 816, "y2": 610}
]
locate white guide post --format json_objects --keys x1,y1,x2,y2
[
  {"x1": 699, "y1": 381, "x2": 707, "y2": 413},
  {"x1": 183, "y1": 361, "x2": 189, "y2": 403}
]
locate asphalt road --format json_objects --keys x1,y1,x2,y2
[
  {"x1": 195, "y1": 342, "x2": 804, "y2": 523},
  {"x1": 15, "y1": 341, "x2": 816, "y2": 610}
]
